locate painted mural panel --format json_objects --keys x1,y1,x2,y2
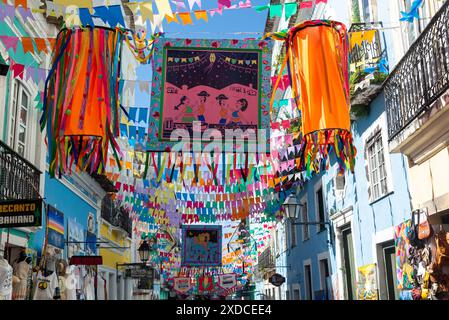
[
  {"x1": 394, "y1": 219, "x2": 413, "y2": 290},
  {"x1": 356, "y1": 263, "x2": 379, "y2": 300},
  {"x1": 161, "y1": 47, "x2": 260, "y2": 139},
  {"x1": 47, "y1": 205, "x2": 64, "y2": 249},
  {"x1": 181, "y1": 225, "x2": 222, "y2": 267},
  {"x1": 146, "y1": 38, "x2": 272, "y2": 151}
]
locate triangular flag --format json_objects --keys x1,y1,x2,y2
[
  {"x1": 0, "y1": 36, "x2": 19, "y2": 52},
  {"x1": 171, "y1": 0, "x2": 187, "y2": 10},
  {"x1": 269, "y1": 4, "x2": 282, "y2": 18},
  {"x1": 218, "y1": 0, "x2": 231, "y2": 8},
  {"x1": 125, "y1": 2, "x2": 140, "y2": 15},
  {"x1": 140, "y1": 2, "x2": 154, "y2": 24},
  {"x1": 187, "y1": 0, "x2": 201, "y2": 11},
  {"x1": 165, "y1": 13, "x2": 179, "y2": 23},
  {"x1": 34, "y1": 38, "x2": 48, "y2": 54},
  {"x1": 178, "y1": 12, "x2": 193, "y2": 25},
  {"x1": 14, "y1": 0, "x2": 27, "y2": 9},
  {"x1": 155, "y1": 0, "x2": 174, "y2": 19},
  {"x1": 150, "y1": 13, "x2": 164, "y2": 32},
  {"x1": 284, "y1": 2, "x2": 297, "y2": 20},
  {"x1": 194, "y1": 10, "x2": 207, "y2": 22}
]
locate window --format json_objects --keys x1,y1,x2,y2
[
  {"x1": 301, "y1": 202, "x2": 309, "y2": 241},
  {"x1": 290, "y1": 220, "x2": 297, "y2": 248},
  {"x1": 316, "y1": 187, "x2": 326, "y2": 233},
  {"x1": 286, "y1": 290, "x2": 290, "y2": 300},
  {"x1": 366, "y1": 131, "x2": 388, "y2": 201},
  {"x1": 9, "y1": 80, "x2": 30, "y2": 158}
]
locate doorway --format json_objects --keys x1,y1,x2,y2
[
  {"x1": 304, "y1": 264, "x2": 313, "y2": 300},
  {"x1": 382, "y1": 241, "x2": 399, "y2": 300},
  {"x1": 341, "y1": 226, "x2": 356, "y2": 300}
]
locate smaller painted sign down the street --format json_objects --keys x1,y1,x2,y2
[{"x1": 269, "y1": 273, "x2": 286, "y2": 287}]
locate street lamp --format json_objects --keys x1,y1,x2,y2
[
  {"x1": 138, "y1": 238, "x2": 150, "y2": 263},
  {"x1": 283, "y1": 194, "x2": 303, "y2": 220},
  {"x1": 282, "y1": 194, "x2": 333, "y2": 245}
]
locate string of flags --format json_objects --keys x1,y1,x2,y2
[{"x1": 256, "y1": 0, "x2": 328, "y2": 20}]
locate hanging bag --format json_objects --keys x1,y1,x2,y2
[
  {"x1": 418, "y1": 209, "x2": 431, "y2": 240},
  {"x1": 407, "y1": 210, "x2": 424, "y2": 248}
]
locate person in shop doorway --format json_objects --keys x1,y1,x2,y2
[{"x1": 12, "y1": 251, "x2": 32, "y2": 300}]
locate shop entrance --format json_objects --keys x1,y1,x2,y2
[
  {"x1": 3, "y1": 243, "x2": 25, "y2": 265},
  {"x1": 381, "y1": 241, "x2": 400, "y2": 300}
]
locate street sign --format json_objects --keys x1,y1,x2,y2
[
  {"x1": 125, "y1": 265, "x2": 154, "y2": 278},
  {"x1": 269, "y1": 273, "x2": 286, "y2": 287}
]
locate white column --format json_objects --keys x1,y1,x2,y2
[
  {"x1": 117, "y1": 273, "x2": 124, "y2": 300},
  {"x1": 109, "y1": 272, "x2": 117, "y2": 300},
  {"x1": 124, "y1": 278, "x2": 133, "y2": 300}
]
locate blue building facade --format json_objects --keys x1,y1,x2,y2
[
  {"x1": 29, "y1": 171, "x2": 105, "y2": 261},
  {"x1": 278, "y1": 92, "x2": 412, "y2": 300}
]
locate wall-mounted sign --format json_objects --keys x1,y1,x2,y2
[
  {"x1": 125, "y1": 265, "x2": 154, "y2": 279},
  {"x1": 47, "y1": 205, "x2": 65, "y2": 249},
  {"x1": 173, "y1": 277, "x2": 192, "y2": 294},
  {"x1": 269, "y1": 273, "x2": 285, "y2": 287},
  {"x1": 217, "y1": 273, "x2": 237, "y2": 290},
  {"x1": 0, "y1": 199, "x2": 42, "y2": 228}
]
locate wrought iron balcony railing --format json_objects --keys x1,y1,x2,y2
[
  {"x1": 101, "y1": 193, "x2": 132, "y2": 236},
  {"x1": 0, "y1": 139, "x2": 41, "y2": 200},
  {"x1": 385, "y1": 1, "x2": 449, "y2": 140}
]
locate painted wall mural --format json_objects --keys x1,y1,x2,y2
[
  {"x1": 181, "y1": 225, "x2": 222, "y2": 266},
  {"x1": 147, "y1": 38, "x2": 272, "y2": 151}
]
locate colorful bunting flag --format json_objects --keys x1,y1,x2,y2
[{"x1": 178, "y1": 12, "x2": 193, "y2": 25}]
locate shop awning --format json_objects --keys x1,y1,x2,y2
[{"x1": 69, "y1": 255, "x2": 103, "y2": 265}]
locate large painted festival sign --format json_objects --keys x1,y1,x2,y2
[
  {"x1": 181, "y1": 225, "x2": 222, "y2": 267},
  {"x1": 147, "y1": 38, "x2": 272, "y2": 151}
]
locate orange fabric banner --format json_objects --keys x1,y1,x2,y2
[{"x1": 287, "y1": 21, "x2": 350, "y2": 135}]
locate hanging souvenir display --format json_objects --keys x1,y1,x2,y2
[
  {"x1": 266, "y1": 20, "x2": 356, "y2": 176},
  {"x1": 41, "y1": 27, "x2": 124, "y2": 177}
]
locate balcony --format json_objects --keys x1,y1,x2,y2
[
  {"x1": 0, "y1": 140, "x2": 41, "y2": 200},
  {"x1": 257, "y1": 246, "x2": 275, "y2": 279},
  {"x1": 349, "y1": 22, "x2": 389, "y2": 117},
  {"x1": 385, "y1": 1, "x2": 449, "y2": 148},
  {"x1": 101, "y1": 193, "x2": 132, "y2": 237}
]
